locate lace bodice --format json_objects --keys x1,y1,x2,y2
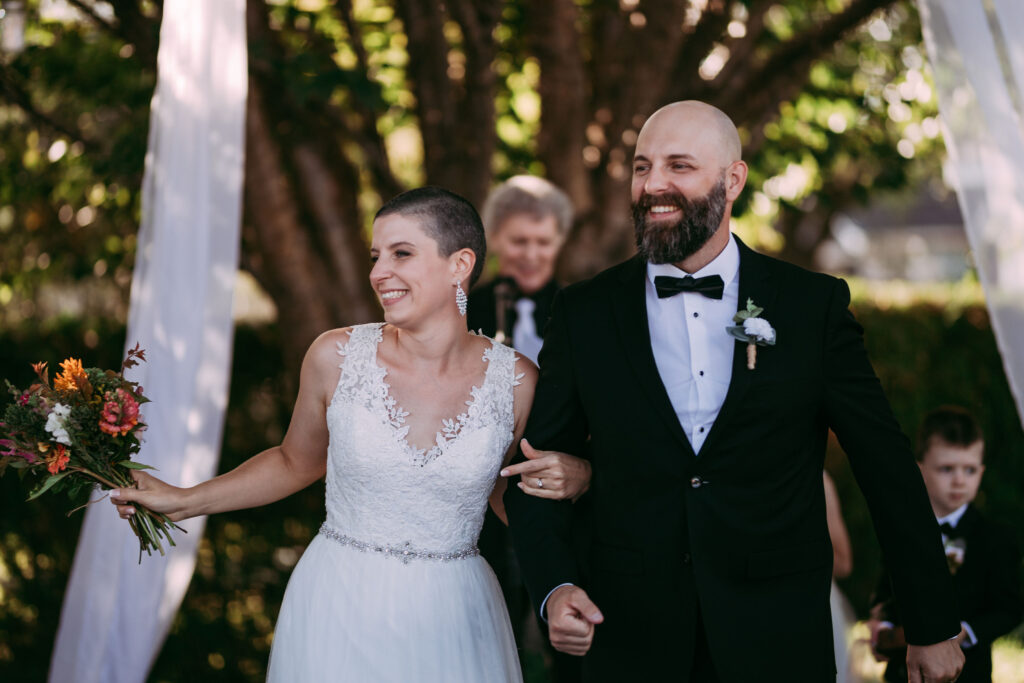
[{"x1": 322, "y1": 323, "x2": 521, "y2": 557}]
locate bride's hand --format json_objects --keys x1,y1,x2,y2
[
  {"x1": 109, "y1": 470, "x2": 190, "y2": 522},
  {"x1": 500, "y1": 439, "x2": 591, "y2": 502}
]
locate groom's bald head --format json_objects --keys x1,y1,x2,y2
[{"x1": 637, "y1": 101, "x2": 742, "y2": 167}]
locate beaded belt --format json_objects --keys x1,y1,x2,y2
[{"x1": 318, "y1": 523, "x2": 479, "y2": 565}]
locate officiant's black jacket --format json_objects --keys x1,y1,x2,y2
[
  {"x1": 874, "y1": 504, "x2": 1023, "y2": 683},
  {"x1": 466, "y1": 277, "x2": 559, "y2": 341},
  {"x1": 505, "y1": 237, "x2": 960, "y2": 682}
]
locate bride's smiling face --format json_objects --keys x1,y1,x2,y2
[{"x1": 369, "y1": 213, "x2": 460, "y2": 325}]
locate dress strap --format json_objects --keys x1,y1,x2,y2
[
  {"x1": 331, "y1": 323, "x2": 386, "y2": 407},
  {"x1": 481, "y1": 339, "x2": 523, "y2": 430}
]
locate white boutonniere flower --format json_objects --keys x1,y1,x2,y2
[
  {"x1": 727, "y1": 298, "x2": 776, "y2": 369},
  {"x1": 943, "y1": 537, "x2": 966, "y2": 574}
]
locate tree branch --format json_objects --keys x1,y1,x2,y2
[
  {"x1": 0, "y1": 65, "x2": 95, "y2": 150},
  {"x1": 667, "y1": 0, "x2": 737, "y2": 100},
  {"x1": 720, "y1": 0, "x2": 897, "y2": 132},
  {"x1": 393, "y1": 0, "x2": 459, "y2": 189},
  {"x1": 102, "y1": 0, "x2": 161, "y2": 70},
  {"x1": 65, "y1": 0, "x2": 118, "y2": 33},
  {"x1": 525, "y1": 0, "x2": 591, "y2": 215}
]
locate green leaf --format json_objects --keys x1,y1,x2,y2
[
  {"x1": 118, "y1": 460, "x2": 157, "y2": 471},
  {"x1": 27, "y1": 470, "x2": 72, "y2": 500}
]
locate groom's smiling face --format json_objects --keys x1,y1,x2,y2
[{"x1": 630, "y1": 102, "x2": 746, "y2": 266}]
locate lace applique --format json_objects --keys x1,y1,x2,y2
[{"x1": 333, "y1": 324, "x2": 519, "y2": 467}]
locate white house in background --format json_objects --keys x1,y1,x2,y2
[{"x1": 818, "y1": 184, "x2": 969, "y2": 282}]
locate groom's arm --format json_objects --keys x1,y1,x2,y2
[
  {"x1": 820, "y1": 277, "x2": 960, "y2": 645},
  {"x1": 504, "y1": 289, "x2": 590, "y2": 614}
]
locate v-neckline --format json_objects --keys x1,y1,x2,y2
[{"x1": 372, "y1": 334, "x2": 497, "y2": 466}]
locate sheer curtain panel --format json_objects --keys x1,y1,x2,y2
[{"x1": 48, "y1": 2, "x2": 248, "y2": 681}]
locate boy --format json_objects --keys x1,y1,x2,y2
[{"x1": 870, "y1": 406, "x2": 1023, "y2": 683}]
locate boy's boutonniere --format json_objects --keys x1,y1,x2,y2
[
  {"x1": 727, "y1": 298, "x2": 776, "y2": 369},
  {"x1": 943, "y1": 536, "x2": 966, "y2": 574}
]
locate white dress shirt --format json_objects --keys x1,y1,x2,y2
[{"x1": 645, "y1": 234, "x2": 740, "y2": 453}]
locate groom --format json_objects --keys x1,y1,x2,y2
[{"x1": 504, "y1": 101, "x2": 964, "y2": 682}]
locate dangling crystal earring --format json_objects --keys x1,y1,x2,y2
[{"x1": 455, "y1": 282, "x2": 468, "y2": 317}]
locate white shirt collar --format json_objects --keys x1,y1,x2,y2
[
  {"x1": 937, "y1": 503, "x2": 969, "y2": 529},
  {"x1": 646, "y1": 232, "x2": 740, "y2": 288}
]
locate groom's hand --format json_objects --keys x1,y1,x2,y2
[
  {"x1": 546, "y1": 585, "x2": 603, "y2": 656},
  {"x1": 906, "y1": 640, "x2": 964, "y2": 683}
]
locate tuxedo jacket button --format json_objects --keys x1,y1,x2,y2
[
  {"x1": 690, "y1": 476, "x2": 702, "y2": 489},
  {"x1": 682, "y1": 552, "x2": 692, "y2": 564}
]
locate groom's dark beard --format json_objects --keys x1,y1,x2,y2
[{"x1": 632, "y1": 177, "x2": 728, "y2": 265}]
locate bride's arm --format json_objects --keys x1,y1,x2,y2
[
  {"x1": 488, "y1": 354, "x2": 538, "y2": 524},
  {"x1": 111, "y1": 330, "x2": 345, "y2": 522}
]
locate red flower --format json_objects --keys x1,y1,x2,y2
[
  {"x1": 98, "y1": 388, "x2": 140, "y2": 437},
  {"x1": 47, "y1": 444, "x2": 70, "y2": 474}
]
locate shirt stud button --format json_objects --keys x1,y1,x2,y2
[{"x1": 693, "y1": 312, "x2": 699, "y2": 318}]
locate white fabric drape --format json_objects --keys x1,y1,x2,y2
[
  {"x1": 918, "y1": 0, "x2": 1024, "y2": 427},
  {"x1": 48, "y1": 2, "x2": 247, "y2": 682}
]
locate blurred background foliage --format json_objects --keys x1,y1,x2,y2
[
  {"x1": 2, "y1": 284, "x2": 1021, "y2": 681},
  {"x1": 1, "y1": 0, "x2": 1022, "y2": 680},
  {"x1": 1, "y1": 0, "x2": 948, "y2": 373}
]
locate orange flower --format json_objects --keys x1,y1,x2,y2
[
  {"x1": 46, "y1": 444, "x2": 70, "y2": 474},
  {"x1": 55, "y1": 358, "x2": 87, "y2": 392}
]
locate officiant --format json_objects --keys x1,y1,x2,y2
[
  {"x1": 469, "y1": 175, "x2": 579, "y2": 681},
  {"x1": 467, "y1": 175, "x2": 572, "y2": 364}
]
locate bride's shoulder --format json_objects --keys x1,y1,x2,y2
[{"x1": 305, "y1": 324, "x2": 380, "y2": 369}]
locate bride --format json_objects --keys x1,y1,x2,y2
[{"x1": 110, "y1": 187, "x2": 587, "y2": 682}]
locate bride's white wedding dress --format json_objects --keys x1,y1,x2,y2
[{"x1": 267, "y1": 323, "x2": 524, "y2": 682}]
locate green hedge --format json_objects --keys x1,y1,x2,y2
[{"x1": 1, "y1": 300, "x2": 1022, "y2": 681}]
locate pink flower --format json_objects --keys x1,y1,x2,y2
[
  {"x1": 0, "y1": 438, "x2": 37, "y2": 463},
  {"x1": 98, "y1": 388, "x2": 140, "y2": 437},
  {"x1": 18, "y1": 391, "x2": 30, "y2": 406}
]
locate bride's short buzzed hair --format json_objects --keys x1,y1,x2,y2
[{"x1": 375, "y1": 187, "x2": 487, "y2": 286}]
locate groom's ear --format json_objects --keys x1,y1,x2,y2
[{"x1": 725, "y1": 160, "x2": 748, "y2": 201}]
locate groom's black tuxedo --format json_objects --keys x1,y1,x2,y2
[{"x1": 505, "y1": 237, "x2": 960, "y2": 682}]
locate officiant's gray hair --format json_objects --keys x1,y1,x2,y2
[
  {"x1": 376, "y1": 186, "x2": 487, "y2": 286},
  {"x1": 481, "y1": 175, "x2": 573, "y2": 238}
]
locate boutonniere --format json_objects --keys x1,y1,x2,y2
[
  {"x1": 943, "y1": 536, "x2": 966, "y2": 574},
  {"x1": 727, "y1": 298, "x2": 776, "y2": 369}
]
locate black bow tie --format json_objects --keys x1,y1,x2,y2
[
  {"x1": 939, "y1": 522, "x2": 956, "y2": 536},
  {"x1": 654, "y1": 274, "x2": 725, "y2": 300}
]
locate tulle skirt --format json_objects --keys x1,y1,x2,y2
[{"x1": 266, "y1": 533, "x2": 523, "y2": 682}]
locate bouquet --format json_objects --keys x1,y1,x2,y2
[{"x1": 0, "y1": 344, "x2": 183, "y2": 561}]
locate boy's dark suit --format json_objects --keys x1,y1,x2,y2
[
  {"x1": 505, "y1": 238, "x2": 960, "y2": 682},
  {"x1": 874, "y1": 504, "x2": 1023, "y2": 683}
]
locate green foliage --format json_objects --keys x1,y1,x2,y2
[
  {"x1": 2, "y1": 299, "x2": 1022, "y2": 679},
  {"x1": 0, "y1": 11, "x2": 153, "y2": 327},
  {"x1": 737, "y1": 3, "x2": 945, "y2": 252}
]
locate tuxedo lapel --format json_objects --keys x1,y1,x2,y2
[
  {"x1": 699, "y1": 238, "x2": 778, "y2": 456},
  {"x1": 610, "y1": 257, "x2": 694, "y2": 455}
]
